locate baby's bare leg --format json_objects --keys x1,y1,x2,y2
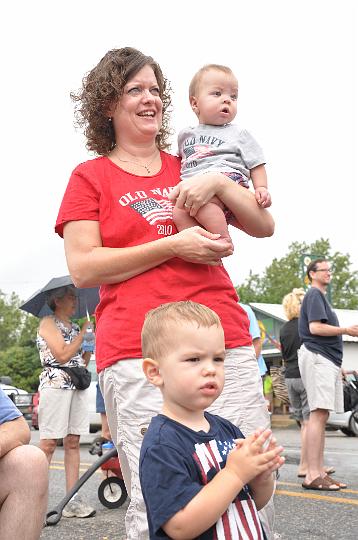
[
  {"x1": 173, "y1": 196, "x2": 233, "y2": 248},
  {"x1": 195, "y1": 197, "x2": 233, "y2": 245},
  {"x1": 172, "y1": 206, "x2": 201, "y2": 231}
]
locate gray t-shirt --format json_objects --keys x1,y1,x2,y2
[
  {"x1": 178, "y1": 123, "x2": 265, "y2": 184},
  {"x1": 298, "y1": 287, "x2": 343, "y2": 366}
]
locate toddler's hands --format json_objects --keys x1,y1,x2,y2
[
  {"x1": 226, "y1": 428, "x2": 284, "y2": 486},
  {"x1": 255, "y1": 187, "x2": 272, "y2": 208},
  {"x1": 250, "y1": 433, "x2": 285, "y2": 485}
]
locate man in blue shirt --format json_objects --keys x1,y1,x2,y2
[
  {"x1": 0, "y1": 388, "x2": 48, "y2": 538},
  {"x1": 298, "y1": 258, "x2": 358, "y2": 492}
]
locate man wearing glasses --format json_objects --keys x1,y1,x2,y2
[{"x1": 298, "y1": 258, "x2": 358, "y2": 491}]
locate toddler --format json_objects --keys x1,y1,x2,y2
[{"x1": 140, "y1": 301, "x2": 284, "y2": 539}]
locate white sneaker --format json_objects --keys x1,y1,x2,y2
[{"x1": 62, "y1": 495, "x2": 96, "y2": 518}]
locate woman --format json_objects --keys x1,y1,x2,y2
[
  {"x1": 280, "y1": 288, "x2": 335, "y2": 478},
  {"x1": 37, "y1": 285, "x2": 95, "y2": 518},
  {"x1": 55, "y1": 47, "x2": 275, "y2": 539}
]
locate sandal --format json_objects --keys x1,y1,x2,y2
[
  {"x1": 302, "y1": 476, "x2": 340, "y2": 491},
  {"x1": 325, "y1": 475, "x2": 347, "y2": 489}
]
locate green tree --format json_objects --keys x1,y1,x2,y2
[
  {"x1": 236, "y1": 238, "x2": 358, "y2": 308},
  {"x1": 0, "y1": 290, "x2": 40, "y2": 391},
  {"x1": 18, "y1": 313, "x2": 39, "y2": 347},
  {"x1": 0, "y1": 345, "x2": 41, "y2": 392},
  {"x1": 0, "y1": 291, "x2": 24, "y2": 350}
]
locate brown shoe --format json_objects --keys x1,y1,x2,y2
[
  {"x1": 325, "y1": 475, "x2": 347, "y2": 489},
  {"x1": 302, "y1": 476, "x2": 340, "y2": 491}
]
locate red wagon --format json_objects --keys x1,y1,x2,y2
[{"x1": 98, "y1": 446, "x2": 128, "y2": 509}]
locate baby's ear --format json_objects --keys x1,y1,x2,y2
[
  {"x1": 190, "y1": 96, "x2": 199, "y2": 116},
  {"x1": 142, "y1": 358, "x2": 162, "y2": 387}
]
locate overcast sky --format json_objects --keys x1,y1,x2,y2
[{"x1": 1, "y1": 0, "x2": 357, "y2": 302}]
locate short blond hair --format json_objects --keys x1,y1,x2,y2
[
  {"x1": 141, "y1": 301, "x2": 222, "y2": 359},
  {"x1": 189, "y1": 64, "x2": 234, "y2": 98},
  {"x1": 282, "y1": 288, "x2": 305, "y2": 321}
]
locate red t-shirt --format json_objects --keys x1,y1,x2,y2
[{"x1": 55, "y1": 152, "x2": 252, "y2": 371}]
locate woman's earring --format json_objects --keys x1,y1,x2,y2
[{"x1": 108, "y1": 117, "x2": 112, "y2": 122}]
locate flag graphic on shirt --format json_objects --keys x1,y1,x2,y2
[
  {"x1": 193, "y1": 439, "x2": 265, "y2": 540},
  {"x1": 183, "y1": 146, "x2": 196, "y2": 158},
  {"x1": 130, "y1": 198, "x2": 173, "y2": 225},
  {"x1": 183, "y1": 144, "x2": 214, "y2": 160}
]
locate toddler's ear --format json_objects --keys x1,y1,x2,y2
[{"x1": 142, "y1": 358, "x2": 162, "y2": 387}]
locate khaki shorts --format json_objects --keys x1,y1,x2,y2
[
  {"x1": 38, "y1": 387, "x2": 89, "y2": 439},
  {"x1": 298, "y1": 344, "x2": 344, "y2": 413}
]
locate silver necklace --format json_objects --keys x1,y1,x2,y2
[{"x1": 115, "y1": 149, "x2": 159, "y2": 174}]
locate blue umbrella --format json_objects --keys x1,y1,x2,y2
[{"x1": 19, "y1": 275, "x2": 100, "y2": 319}]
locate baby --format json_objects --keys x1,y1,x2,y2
[{"x1": 174, "y1": 64, "x2": 271, "y2": 245}]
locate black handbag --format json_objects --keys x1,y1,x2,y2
[{"x1": 58, "y1": 366, "x2": 92, "y2": 390}]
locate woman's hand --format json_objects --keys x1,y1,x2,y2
[
  {"x1": 168, "y1": 172, "x2": 275, "y2": 238},
  {"x1": 171, "y1": 226, "x2": 233, "y2": 265},
  {"x1": 168, "y1": 173, "x2": 226, "y2": 217}
]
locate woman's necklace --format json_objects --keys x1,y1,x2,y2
[{"x1": 114, "y1": 149, "x2": 159, "y2": 174}]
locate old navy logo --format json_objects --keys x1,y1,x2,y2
[
  {"x1": 118, "y1": 187, "x2": 174, "y2": 207},
  {"x1": 184, "y1": 135, "x2": 225, "y2": 147}
]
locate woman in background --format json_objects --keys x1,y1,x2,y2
[{"x1": 37, "y1": 285, "x2": 95, "y2": 518}]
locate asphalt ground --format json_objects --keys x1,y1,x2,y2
[{"x1": 31, "y1": 425, "x2": 358, "y2": 540}]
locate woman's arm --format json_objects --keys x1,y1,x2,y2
[
  {"x1": 169, "y1": 173, "x2": 275, "y2": 238},
  {"x1": 63, "y1": 220, "x2": 233, "y2": 287},
  {"x1": 82, "y1": 351, "x2": 92, "y2": 366},
  {"x1": 38, "y1": 317, "x2": 89, "y2": 364}
]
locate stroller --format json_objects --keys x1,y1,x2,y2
[
  {"x1": 343, "y1": 371, "x2": 358, "y2": 414},
  {"x1": 342, "y1": 371, "x2": 358, "y2": 435}
]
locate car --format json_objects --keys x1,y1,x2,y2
[
  {"x1": 326, "y1": 410, "x2": 358, "y2": 436},
  {"x1": 30, "y1": 357, "x2": 102, "y2": 434},
  {"x1": 0, "y1": 376, "x2": 33, "y2": 424}
]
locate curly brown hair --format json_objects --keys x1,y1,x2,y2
[{"x1": 71, "y1": 47, "x2": 172, "y2": 155}]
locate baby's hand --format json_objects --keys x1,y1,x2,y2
[{"x1": 255, "y1": 187, "x2": 272, "y2": 208}]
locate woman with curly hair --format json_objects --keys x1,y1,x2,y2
[{"x1": 55, "y1": 47, "x2": 275, "y2": 539}]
